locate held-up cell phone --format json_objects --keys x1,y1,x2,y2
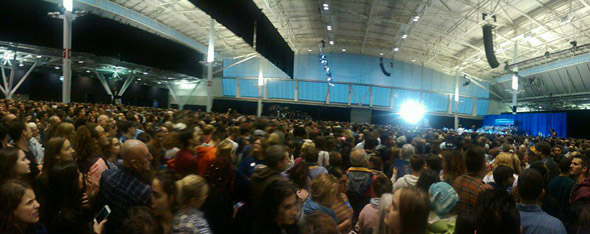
[{"x1": 94, "y1": 205, "x2": 111, "y2": 224}]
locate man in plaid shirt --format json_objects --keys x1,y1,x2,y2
[
  {"x1": 453, "y1": 146, "x2": 492, "y2": 212},
  {"x1": 98, "y1": 140, "x2": 153, "y2": 233}
]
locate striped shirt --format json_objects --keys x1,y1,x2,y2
[{"x1": 331, "y1": 194, "x2": 353, "y2": 225}]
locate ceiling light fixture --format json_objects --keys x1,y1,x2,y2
[
  {"x1": 402, "y1": 34, "x2": 407, "y2": 39},
  {"x1": 394, "y1": 48, "x2": 399, "y2": 52},
  {"x1": 143, "y1": 72, "x2": 148, "y2": 75},
  {"x1": 329, "y1": 41, "x2": 334, "y2": 45},
  {"x1": 327, "y1": 25, "x2": 332, "y2": 30},
  {"x1": 342, "y1": 49, "x2": 346, "y2": 52},
  {"x1": 19, "y1": 63, "x2": 23, "y2": 67},
  {"x1": 308, "y1": 49, "x2": 312, "y2": 52},
  {"x1": 137, "y1": 78, "x2": 142, "y2": 81},
  {"x1": 323, "y1": 3, "x2": 328, "y2": 7},
  {"x1": 411, "y1": 59, "x2": 415, "y2": 62},
  {"x1": 380, "y1": 53, "x2": 384, "y2": 56},
  {"x1": 78, "y1": 61, "x2": 84, "y2": 64},
  {"x1": 86, "y1": 70, "x2": 91, "y2": 73},
  {"x1": 36, "y1": 55, "x2": 42, "y2": 58},
  {"x1": 54, "y1": 66, "x2": 60, "y2": 69},
  {"x1": 413, "y1": 16, "x2": 419, "y2": 22}
]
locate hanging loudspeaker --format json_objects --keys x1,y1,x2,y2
[
  {"x1": 483, "y1": 25, "x2": 500, "y2": 68},
  {"x1": 380, "y1": 58, "x2": 391, "y2": 77}
]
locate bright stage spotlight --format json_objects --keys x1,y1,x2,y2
[{"x1": 399, "y1": 101, "x2": 425, "y2": 124}]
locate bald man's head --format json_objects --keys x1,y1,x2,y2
[
  {"x1": 97, "y1": 115, "x2": 109, "y2": 127},
  {"x1": 121, "y1": 139, "x2": 152, "y2": 172}
]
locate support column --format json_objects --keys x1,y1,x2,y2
[
  {"x1": 95, "y1": 70, "x2": 113, "y2": 101},
  {"x1": 389, "y1": 88, "x2": 394, "y2": 110},
  {"x1": 512, "y1": 43, "x2": 518, "y2": 114},
  {"x1": 369, "y1": 86, "x2": 373, "y2": 107},
  {"x1": 257, "y1": 60, "x2": 263, "y2": 117},
  {"x1": 472, "y1": 97, "x2": 477, "y2": 116},
  {"x1": 206, "y1": 18, "x2": 215, "y2": 113},
  {"x1": 7, "y1": 53, "x2": 16, "y2": 98},
  {"x1": 8, "y1": 62, "x2": 37, "y2": 99},
  {"x1": 294, "y1": 80, "x2": 299, "y2": 102},
  {"x1": 62, "y1": 11, "x2": 73, "y2": 103},
  {"x1": 447, "y1": 94, "x2": 452, "y2": 114},
  {"x1": 119, "y1": 76, "x2": 136, "y2": 96},
  {"x1": 347, "y1": 85, "x2": 352, "y2": 106},
  {"x1": 325, "y1": 83, "x2": 330, "y2": 104},
  {"x1": 454, "y1": 73, "x2": 459, "y2": 130},
  {"x1": 235, "y1": 78, "x2": 241, "y2": 98},
  {"x1": 166, "y1": 83, "x2": 181, "y2": 110}
]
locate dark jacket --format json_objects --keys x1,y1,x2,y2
[
  {"x1": 347, "y1": 167, "x2": 374, "y2": 196},
  {"x1": 250, "y1": 165, "x2": 286, "y2": 206}
]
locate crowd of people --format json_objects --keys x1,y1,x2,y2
[{"x1": 1, "y1": 98, "x2": 590, "y2": 234}]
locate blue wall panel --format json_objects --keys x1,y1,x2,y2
[
  {"x1": 239, "y1": 79, "x2": 258, "y2": 98},
  {"x1": 454, "y1": 97, "x2": 473, "y2": 115},
  {"x1": 268, "y1": 80, "x2": 294, "y2": 99},
  {"x1": 329, "y1": 84, "x2": 349, "y2": 104},
  {"x1": 476, "y1": 99, "x2": 489, "y2": 116},
  {"x1": 298, "y1": 82, "x2": 327, "y2": 102},
  {"x1": 351, "y1": 85, "x2": 370, "y2": 105},
  {"x1": 222, "y1": 78, "x2": 235, "y2": 97},
  {"x1": 223, "y1": 53, "x2": 491, "y2": 114},
  {"x1": 372, "y1": 87, "x2": 390, "y2": 107},
  {"x1": 423, "y1": 92, "x2": 448, "y2": 112}
]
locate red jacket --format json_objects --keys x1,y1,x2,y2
[
  {"x1": 174, "y1": 149, "x2": 198, "y2": 177},
  {"x1": 571, "y1": 177, "x2": 590, "y2": 203}
]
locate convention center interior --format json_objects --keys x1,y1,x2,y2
[{"x1": 2, "y1": 0, "x2": 590, "y2": 233}]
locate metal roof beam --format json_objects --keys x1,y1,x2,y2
[
  {"x1": 361, "y1": 0, "x2": 374, "y2": 54},
  {"x1": 76, "y1": 0, "x2": 220, "y2": 59}
]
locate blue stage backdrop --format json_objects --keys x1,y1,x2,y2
[{"x1": 483, "y1": 113, "x2": 567, "y2": 138}]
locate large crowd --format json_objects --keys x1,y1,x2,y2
[{"x1": 1, "y1": 99, "x2": 590, "y2": 234}]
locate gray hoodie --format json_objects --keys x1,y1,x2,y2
[{"x1": 392, "y1": 174, "x2": 419, "y2": 192}]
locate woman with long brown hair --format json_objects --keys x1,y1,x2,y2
[
  {"x1": 0, "y1": 180, "x2": 45, "y2": 233},
  {"x1": 384, "y1": 187, "x2": 430, "y2": 234}
]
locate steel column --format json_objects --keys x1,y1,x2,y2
[
  {"x1": 206, "y1": 18, "x2": 214, "y2": 113},
  {"x1": 512, "y1": 43, "x2": 518, "y2": 114},
  {"x1": 62, "y1": 11, "x2": 73, "y2": 103},
  {"x1": 8, "y1": 62, "x2": 37, "y2": 99}
]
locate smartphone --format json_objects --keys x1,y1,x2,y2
[{"x1": 94, "y1": 205, "x2": 111, "y2": 224}]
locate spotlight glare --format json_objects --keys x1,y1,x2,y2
[
  {"x1": 327, "y1": 25, "x2": 332, "y2": 31},
  {"x1": 329, "y1": 41, "x2": 334, "y2": 45},
  {"x1": 399, "y1": 101, "x2": 425, "y2": 124},
  {"x1": 394, "y1": 48, "x2": 399, "y2": 52},
  {"x1": 342, "y1": 49, "x2": 346, "y2": 52},
  {"x1": 402, "y1": 34, "x2": 407, "y2": 39}
]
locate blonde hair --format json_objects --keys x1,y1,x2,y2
[
  {"x1": 494, "y1": 152, "x2": 521, "y2": 174},
  {"x1": 216, "y1": 140, "x2": 234, "y2": 160},
  {"x1": 176, "y1": 175, "x2": 209, "y2": 207},
  {"x1": 301, "y1": 141, "x2": 315, "y2": 152},
  {"x1": 310, "y1": 174, "x2": 339, "y2": 207}
]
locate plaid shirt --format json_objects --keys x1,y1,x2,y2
[
  {"x1": 99, "y1": 168, "x2": 151, "y2": 233},
  {"x1": 453, "y1": 174, "x2": 491, "y2": 212},
  {"x1": 172, "y1": 208, "x2": 212, "y2": 234}
]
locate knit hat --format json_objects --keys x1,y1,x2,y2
[{"x1": 429, "y1": 182, "x2": 459, "y2": 217}]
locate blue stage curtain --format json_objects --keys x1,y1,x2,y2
[{"x1": 483, "y1": 113, "x2": 567, "y2": 137}]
